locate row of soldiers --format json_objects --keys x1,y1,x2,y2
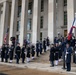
[{"x1": 0, "y1": 37, "x2": 50, "y2": 64}]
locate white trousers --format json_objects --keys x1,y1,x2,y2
[
  {"x1": 46, "y1": 46, "x2": 50, "y2": 51},
  {"x1": 55, "y1": 60, "x2": 58, "y2": 66},
  {"x1": 26, "y1": 58, "x2": 30, "y2": 63}
]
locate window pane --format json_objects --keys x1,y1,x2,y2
[
  {"x1": 28, "y1": 2, "x2": 33, "y2": 15},
  {"x1": 64, "y1": 0, "x2": 67, "y2": 6},
  {"x1": 64, "y1": 11, "x2": 67, "y2": 25},
  {"x1": 40, "y1": 32, "x2": 42, "y2": 41},
  {"x1": 41, "y1": 0, "x2": 44, "y2": 12},
  {"x1": 17, "y1": 21, "x2": 20, "y2": 31},
  {"x1": 27, "y1": 19, "x2": 32, "y2": 30},
  {"x1": 27, "y1": 33, "x2": 31, "y2": 42},
  {"x1": 40, "y1": 16, "x2": 44, "y2": 28},
  {"x1": 18, "y1": 6, "x2": 21, "y2": 17}
]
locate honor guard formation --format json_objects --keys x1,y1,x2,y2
[{"x1": 0, "y1": 35, "x2": 76, "y2": 72}]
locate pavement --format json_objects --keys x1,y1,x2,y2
[{"x1": 0, "y1": 58, "x2": 76, "y2": 75}]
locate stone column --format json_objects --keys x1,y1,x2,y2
[
  {"x1": 74, "y1": 0, "x2": 76, "y2": 37},
  {"x1": 19, "y1": 0, "x2": 28, "y2": 46},
  {"x1": 9, "y1": 0, "x2": 18, "y2": 44},
  {"x1": 32, "y1": 0, "x2": 39, "y2": 44},
  {"x1": 0, "y1": 1, "x2": 9, "y2": 46},
  {"x1": 48, "y1": 0, "x2": 56, "y2": 43},
  {"x1": 56, "y1": 0, "x2": 64, "y2": 36},
  {"x1": 0, "y1": 5, "x2": 1, "y2": 46},
  {"x1": 67, "y1": 0, "x2": 74, "y2": 34}
]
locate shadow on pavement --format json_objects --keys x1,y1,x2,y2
[{"x1": 0, "y1": 73, "x2": 8, "y2": 75}]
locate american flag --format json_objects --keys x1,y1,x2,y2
[
  {"x1": 4, "y1": 28, "x2": 9, "y2": 44},
  {"x1": 67, "y1": 17, "x2": 76, "y2": 40}
]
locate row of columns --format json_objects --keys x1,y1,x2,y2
[
  {"x1": 0, "y1": 1, "x2": 10, "y2": 46},
  {"x1": 0, "y1": 0, "x2": 76, "y2": 46}
]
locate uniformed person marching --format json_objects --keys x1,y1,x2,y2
[
  {"x1": 73, "y1": 44, "x2": 76, "y2": 64},
  {"x1": 54, "y1": 43, "x2": 59, "y2": 66},
  {"x1": 64, "y1": 43, "x2": 72, "y2": 71},
  {"x1": 46, "y1": 37, "x2": 50, "y2": 51},
  {"x1": 21, "y1": 44, "x2": 26, "y2": 63},
  {"x1": 31, "y1": 44, "x2": 35, "y2": 59},
  {"x1": 5, "y1": 44, "x2": 9, "y2": 62},
  {"x1": 40, "y1": 41, "x2": 43, "y2": 54},
  {"x1": 1, "y1": 44, "x2": 6, "y2": 62},
  {"x1": 15, "y1": 43, "x2": 21, "y2": 64},
  {"x1": 58, "y1": 42, "x2": 62, "y2": 61},
  {"x1": 49, "y1": 44, "x2": 55, "y2": 67},
  {"x1": 9, "y1": 44, "x2": 14, "y2": 63},
  {"x1": 36, "y1": 41, "x2": 40, "y2": 57},
  {"x1": 43, "y1": 38, "x2": 46, "y2": 52},
  {"x1": 26, "y1": 44, "x2": 31, "y2": 63}
]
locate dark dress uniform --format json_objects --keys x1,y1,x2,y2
[
  {"x1": 49, "y1": 46, "x2": 55, "y2": 66},
  {"x1": 36, "y1": 42, "x2": 40, "y2": 57},
  {"x1": 21, "y1": 46, "x2": 26, "y2": 63},
  {"x1": 26, "y1": 46, "x2": 30, "y2": 58},
  {"x1": 55, "y1": 46, "x2": 59, "y2": 60},
  {"x1": 1, "y1": 45, "x2": 6, "y2": 62},
  {"x1": 71, "y1": 38, "x2": 75, "y2": 47},
  {"x1": 61, "y1": 40, "x2": 67, "y2": 69},
  {"x1": 31, "y1": 45, "x2": 35, "y2": 58},
  {"x1": 64, "y1": 47, "x2": 72, "y2": 71},
  {"x1": 43, "y1": 39, "x2": 46, "y2": 52},
  {"x1": 59, "y1": 45, "x2": 62, "y2": 59},
  {"x1": 40, "y1": 42, "x2": 43, "y2": 54},
  {"x1": 9, "y1": 45, "x2": 14, "y2": 61},
  {"x1": 46, "y1": 38, "x2": 50, "y2": 46},
  {"x1": 15, "y1": 46, "x2": 21, "y2": 64},
  {"x1": 73, "y1": 46, "x2": 76, "y2": 64},
  {"x1": 5, "y1": 45, "x2": 9, "y2": 62}
]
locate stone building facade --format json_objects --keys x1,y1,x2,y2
[{"x1": 0, "y1": 0, "x2": 76, "y2": 46}]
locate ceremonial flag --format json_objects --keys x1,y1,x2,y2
[
  {"x1": 72, "y1": 17, "x2": 76, "y2": 28},
  {"x1": 67, "y1": 17, "x2": 76, "y2": 40},
  {"x1": 4, "y1": 28, "x2": 9, "y2": 44}
]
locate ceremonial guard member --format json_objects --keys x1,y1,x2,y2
[
  {"x1": 61, "y1": 38, "x2": 67, "y2": 69},
  {"x1": 31, "y1": 44, "x2": 35, "y2": 59},
  {"x1": 26, "y1": 44, "x2": 31, "y2": 63},
  {"x1": 40, "y1": 41, "x2": 43, "y2": 54},
  {"x1": 21, "y1": 44, "x2": 26, "y2": 63},
  {"x1": 58, "y1": 42, "x2": 62, "y2": 61},
  {"x1": 54, "y1": 43, "x2": 59, "y2": 66},
  {"x1": 43, "y1": 38, "x2": 46, "y2": 52},
  {"x1": 64, "y1": 43, "x2": 72, "y2": 71},
  {"x1": 46, "y1": 37, "x2": 50, "y2": 51},
  {"x1": 5, "y1": 44, "x2": 9, "y2": 62},
  {"x1": 9, "y1": 44, "x2": 14, "y2": 63},
  {"x1": 15, "y1": 43, "x2": 21, "y2": 64},
  {"x1": 1, "y1": 44, "x2": 6, "y2": 62},
  {"x1": 36, "y1": 41, "x2": 40, "y2": 57},
  {"x1": 49, "y1": 44, "x2": 55, "y2": 67},
  {"x1": 73, "y1": 44, "x2": 76, "y2": 64}
]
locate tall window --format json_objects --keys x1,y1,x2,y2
[
  {"x1": 17, "y1": 20, "x2": 20, "y2": 31},
  {"x1": 40, "y1": 16, "x2": 44, "y2": 28},
  {"x1": 28, "y1": 2, "x2": 33, "y2": 15},
  {"x1": 64, "y1": 11, "x2": 67, "y2": 25},
  {"x1": 18, "y1": 6, "x2": 21, "y2": 17},
  {"x1": 27, "y1": 19, "x2": 32, "y2": 30},
  {"x1": 40, "y1": 32, "x2": 42, "y2": 41},
  {"x1": 27, "y1": 33, "x2": 31, "y2": 42},
  {"x1": 41, "y1": 0, "x2": 44, "y2": 12},
  {"x1": 64, "y1": 0, "x2": 67, "y2": 6}
]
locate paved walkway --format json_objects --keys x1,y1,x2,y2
[{"x1": 0, "y1": 59, "x2": 76, "y2": 75}]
